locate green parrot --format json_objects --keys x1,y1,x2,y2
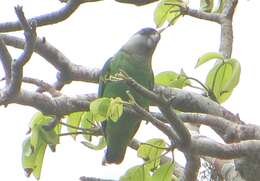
[{"x1": 99, "y1": 28, "x2": 160, "y2": 164}]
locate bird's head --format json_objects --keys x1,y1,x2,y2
[{"x1": 122, "y1": 27, "x2": 160, "y2": 58}]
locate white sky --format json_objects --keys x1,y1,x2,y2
[{"x1": 0, "y1": 0, "x2": 260, "y2": 180}]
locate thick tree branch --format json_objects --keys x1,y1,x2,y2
[
  {"x1": 0, "y1": 39, "x2": 12, "y2": 84},
  {"x1": 182, "y1": 153, "x2": 200, "y2": 181},
  {"x1": 0, "y1": 6, "x2": 36, "y2": 104}
]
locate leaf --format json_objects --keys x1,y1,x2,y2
[
  {"x1": 90, "y1": 98, "x2": 111, "y2": 122},
  {"x1": 81, "y1": 111, "x2": 95, "y2": 141},
  {"x1": 107, "y1": 97, "x2": 123, "y2": 122},
  {"x1": 196, "y1": 52, "x2": 224, "y2": 68},
  {"x1": 22, "y1": 137, "x2": 47, "y2": 180},
  {"x1": 120, "y1": 165, "x2": 151, "y2": 181},
  {"x1": 200, "y1": 0, "x2": 214, "y2": 12},
  {"x1": 39, "y1": 126, "x2": 59, "y2": 145},
  {"x1": 152, "y1": 162, "x2": 174, "y2": 181},
  {"x1": 137, "y1": 138, "x2": 166, "y2": 170},
  {"x1": 206, "y1": 59, "x2": 241, "y2": 103},
  {"x1": 154, "y1": 0, "x2": 184, "y2": 28},
  {"x1": 155, "y1": 70, "x2": 190, "y2": 88},
  {"x1": 67, "y1": 112, "x2": 84, "y2": 139},
  {"x1": 81, "y1": 136, "x2": 106, "y2": 150}
]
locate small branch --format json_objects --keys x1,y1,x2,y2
[
  {"x1": 79, "y1": 176, "x2": 116, "y2": 181},
  {"x1": 182, "y1": 7, "x2": 221, "y2": 23},
  {"x1": 22, "y1": 77, "x2": 61, "y2": 97},
  {"x1": 0, "y1": 0, "x2": 83, "y2": 33},
  {"x1": 0, "y1": 39, "x2": 12, "y2": 84}
]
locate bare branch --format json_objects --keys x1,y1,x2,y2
[
  {"x1": 182, "y1": 7, "x2": 221, "y2": 23},
  {"x1": 182, "y1": 153, "x2": 200, "y2": 181},
  {"x1": 190, "y1": 136, "x2": 260, "y2": 160},
  {"x1": 0, "y1": 39, "x2": 12, "y2": 84},
  {"x1": 0, "y1": 0, "x2": 83, "y2": 33},
  {"x1": 0, "y1": 6, "x2": 36, "y2": 104},
  {"x1": 155, "y1": 86, "x2": 241, "y2": 123},
  {"x1": 179, "y1": 112, "x2": 260, "y2": 142}
]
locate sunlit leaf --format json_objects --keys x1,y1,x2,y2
[
  {"x1": 81, "y1": 136, "x2": 106, "y2": 150},
  {"x1": 200, "y1": 0, "x2": 214, "y2": 12},
  {"x1": 155, "y1": 70, "x2": 190, "y2": 88},
  {"x1": 120, "y1": 165, "x2": 151, "y2": 181},
  {"x1": 81, "y1": 111, "x2": 95, "y2": 141},
  {"x1": 195, "y1": 52, "x2": 224, "y2": 68},
  {"x1": 137, "y1": 138, "x2": 166, "y2": 170},
  {"x1": 107, "y1": 97, "x2": 123, "y2": 122},
  {"x1": 90, "y1": 98, "x2": 111, "y2": 122},
  {"x1": 206, "y1": 58, "x2": 241, "y2": 103},
  {"x1": 154, "y1": 0, "x2": 184, "y2": 28},
  {"x1": 152, "y1": 162, "x2": 174, "y2": 181},
  {"x1": 22, "y1": 137, "x2": 47, "y2": 180},
  {"x1": 67, "y1": 112, "x2": 84, "y2": 139}
]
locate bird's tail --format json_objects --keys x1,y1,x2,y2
[{"x1": 102, "y1": 146, "x2": 127, "y2": 165}]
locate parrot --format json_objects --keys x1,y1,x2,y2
[{"x1": 98, "y1": 27, "x2": 160, "y2": 164}]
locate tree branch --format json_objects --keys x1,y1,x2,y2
[
  {"x1": 0, "y1": 0, "x2": 86, "y2": 33},
  {"x1": 0, "y1": 6, "x2": 36, "y2": 105}
]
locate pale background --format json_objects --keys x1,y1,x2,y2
[{"x1": 0, "y1": 0, "x2": 259, "y2": 180}]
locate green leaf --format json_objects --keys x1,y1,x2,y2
[
  {"x1": 107, "y1": 97, "x2": 123, "y2": 122},
  {"x1": 22, "y1": 137, "x2": 47, "y2": 180},
  {"x1": 152, "y1": 162, "x2": 174, "y2": 181},
  {"x1": 90, "y1": 98, "x2": 111, "y2": 122},
  {"x1": 81, "y1": 111, "x2": 95, "y2": 141},
  {"x1": 81, "y1": 136, "x2": 106, "y2": 150},
  {"x1": 120, "y1": 165, "x2": 151, "y2": 181},
  {"x1": 206, "y1": 59, "x2": 241, "y2": 103},
  {"x1": 200, "y1": 0, "x2": 214, "y2": 12},
  {"x1": 137, "y1": 138, "x2": 166, "y2": 170},
  {"x1": 67, "y1": 112, "x2": 84, "y2": 139},
  {"x1": 196, "y1": 52, "x2": 224, "y2": 68},
  {"x1": 154, "y1": 0, "x2": 184, "y2": 28},
  {"x1": 39, "y1": 126, "x2": 59, "y2": 145},
  {"x1": 155, "y1": 70, "x2": 190, "y2": 88}
]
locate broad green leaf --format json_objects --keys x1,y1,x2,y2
[
  {"x1": 107, "y1": 97, "x2": 123, "y2": 122},
  {"x1": 22, "y1": 137, "x2": 47, "y2": 180},
  {"x1": 39, "y1": 126, "x2": 59, "y2": 145},
  {"x1": 137, "y1": 138, "x2": 166, "y2": 170},
  {"x1": 200, "y1": 0, "x2": 214, "y2": 12},
  {"x1": 221, "y1": 58, "x2": 241, "y2": 93},
  {"x1": 81, "y1": 136, "x2": 106, "y2": 150},
  {"x1": 81, "y1": 111, "x2": 95, "y2": 141},
  {"x1": 206, "y1": 59, "x2": 241, "y2": 103},
  {"x1": 155, "y1": 70, "x2": 190, "y2": 88},
  {"x1": 67, "y1": 112, "x2": 84, "y2": 139},
  {"x1": 196, "y1": 52, "x2": 224, "y2": 68},
  {"x1": 154, "y1": 0, "x2": 184, "y2": 28},
  {"x1": 32, "y1": 141, "x2": 47, "y2": 180},
  {"x1": 152, "y1": 162, "x2": 174, "y2": 181},
  {"x1": 90, "y1": 98, "x2": 111, "y2": 122},
  {"x1": 120, "y1": 165, "x2": 151, "y2": 181}
]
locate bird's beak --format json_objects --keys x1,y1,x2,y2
[{"x1": 150, "y1": 31, "x2": 161, "y2": 44}]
